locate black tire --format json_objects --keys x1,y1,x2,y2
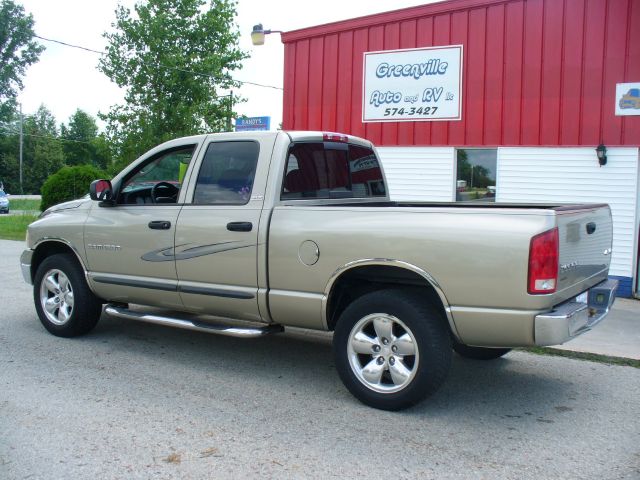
[
  {"x1": 33, "y1": 253, "x2": 103, "y2": 337},
  {"x1": 333, "y1": 289, "x2": 451, "y2": 411},
  {"x1": 452, "y1": 341, "x2": 511, "y2": 360}
]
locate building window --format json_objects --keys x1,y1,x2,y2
[{"x1": 456, "y1": 149, "x2": 497, "y2": 202}]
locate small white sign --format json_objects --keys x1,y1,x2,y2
[
  {"x1": 615, "y1": 82, "x2": 640, "y2": 116},
  {"x1": 362, "y1": 45, "x2": 462, "y2": 123}
]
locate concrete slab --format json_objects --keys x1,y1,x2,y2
[{"x1": 555, "y1": 298, "x2": 640, "y2": 360}]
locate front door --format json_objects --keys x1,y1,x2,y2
[{"x1": 85, "y1": 142, "x2": 199, "y2": 309}]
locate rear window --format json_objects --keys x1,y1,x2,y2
[{"x1": 281, "y1": 142, "x2": 386, "y2": 200}]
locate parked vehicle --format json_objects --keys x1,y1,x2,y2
[
  {"x1": 20, "y1": 131, "x2": 617, "y2": 410},
  {"x1": 0, "y1": 191, "x2": 9, "y2": 214},
  {"x1": 619, "y1": 88, "x2": 640, "y2": 109}
]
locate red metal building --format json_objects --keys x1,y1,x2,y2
[
  {"x1": 281, "y1": 0, "x2": 640, "y2": 297},
  {"x1": 282, "y1": 0, "x2": 640, "y2": 147}
]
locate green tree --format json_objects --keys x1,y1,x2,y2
[
  {"x1": 0, "y1": 0, "x2": 44, "y2": 120},
  {"x1": 60, "y1": 109, "x2": 104, "y2": 167},
  {"x1": 22, "y1": 105, "x2": 64, "y2": 193},
  {"x1": 0, "y1": 134, "x2": 19, "y2": 192},
  {"x1": 99, "y1": 0, "x2": 246, "y2": 170}
]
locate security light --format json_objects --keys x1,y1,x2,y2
[
  {"x1": 595, "y1": 144, "x2": 607, "y2": 166},
  {"x1": 251, "y1": 24, "x2": 282, "y2": 46}
]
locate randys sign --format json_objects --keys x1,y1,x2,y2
[{"x1": 363, "y1": 45, "x2": 463, "y2": 123}]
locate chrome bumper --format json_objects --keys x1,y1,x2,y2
[
  {"x1": 20, "y1": 249, "x2": 33, "y2": 285},
  {"x1": 535, "y1": 279, "x2": 618, "y2": 346}
]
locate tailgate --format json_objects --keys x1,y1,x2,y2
[{"x1": 556, "y1": 204, "x2": 613, "y2": 293}]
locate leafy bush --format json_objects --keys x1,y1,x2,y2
[{"x1": 40, "y1": 164, "x2": 106, "y2": 211}]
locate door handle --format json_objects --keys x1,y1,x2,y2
[
  {"x1": 148, "y1": 220, "x2": 171, "y2": 230},
  {"x1": 227, "y1": 221, "x2": 253, "y2": 232}
]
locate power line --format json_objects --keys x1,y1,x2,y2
[
  {"x1": 0, "y1": 126, "x2": 96, "y2": 145},
  {"x1": 35, "y1": 34, "x2": 284, "y2": 91},
  {"x1": 35, "y1": 35, "x2": 102, "y2": 55}
]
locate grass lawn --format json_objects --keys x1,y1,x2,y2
[
  {"x1": 0, "y1": 214, "x2": 39, "y2": 241},
  {"x1": 7, "y1": 198, "x2": 41, "y2": 211},
  {"x1": 522, "y1": 346, "x2": 640, "y2": 368}
]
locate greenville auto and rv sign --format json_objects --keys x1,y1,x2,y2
[{"x1": 362, "y1": 45, "x2": 463, "y2": 122}]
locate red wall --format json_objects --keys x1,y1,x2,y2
[{"x1": 281, "y1": 0, "x2": 640, "y2": 147}]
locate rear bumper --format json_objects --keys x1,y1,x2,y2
[
  {"x1": 534, "y1": 279, "x2": 618, "y2": 346},
  {"x1": 20, "y1": 249, "x2": 33, "y2": 285}
]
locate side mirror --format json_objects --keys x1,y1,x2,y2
[{"x1": 90, "y1": 179, "x2": 113, "y2": 202}]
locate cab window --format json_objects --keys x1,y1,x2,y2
[
  {"x1": 192, "y1": 141, "x2": 259, "y2": 205},
  {"x1": 119, "y1": 146, "x2": 195, "y2": 205},
  {"x1": 281, "y1": 142, "x2": 386, "y2": 200}
]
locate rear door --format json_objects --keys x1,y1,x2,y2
[{"x1": 174, "y1": 134, "x2": 276, "y2": 322}]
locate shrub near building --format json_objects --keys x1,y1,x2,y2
[{"x1": 40, "y1": 165, "x2": 105, "y2": 211}]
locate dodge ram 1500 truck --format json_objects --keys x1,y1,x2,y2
[{"x1": 21, "y1": 131, "x2": 617, "y2": 410}]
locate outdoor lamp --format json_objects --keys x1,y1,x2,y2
[
  {"x1": 251, "y1": 24, "x2": 282, "y2": 46},
  {"x1": 596, "y1": 144, "x2": 607, "y2": 166}
]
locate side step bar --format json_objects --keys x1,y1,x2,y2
[{"x1": 104, "y1": 305, "x2": 284, "y2": 338}]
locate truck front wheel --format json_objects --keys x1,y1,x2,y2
[
  {"x1": 34, "y1": 253, "x2": 103, "y2": 337},
  {"x1": 333, "y1": 289, "x2": 451, "y2": 411}
]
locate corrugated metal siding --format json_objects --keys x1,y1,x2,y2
[
  {"x1": 377, "y1": 147, "x2": 455, "y2": 201},
  {"x1": 282, "y1": 0, "x2": 640, "y2": 147},
  {"x1": 496, "y1": 147, "x2": 639, "y2": 278}
]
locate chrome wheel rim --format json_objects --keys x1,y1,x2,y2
[
  {"x1": 39, "y1": 269, "x2": 74, "y2": 326},
  {"x1": 347, "y1": 313, "x2": 419, "y2": 394}
]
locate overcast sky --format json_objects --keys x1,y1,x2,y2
[{"x1": 17, "y1": 0, "x2": 440, "y2": 130}]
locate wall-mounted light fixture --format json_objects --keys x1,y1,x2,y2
[
  {"x1": 251, "y1": 24, "x2": 282, "y2": 46},
  {"x1": 595, "y1": 143, "x2": 607, "y2": 166}
]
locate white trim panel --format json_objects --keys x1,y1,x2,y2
[
  {"x1": 377, "y1": 147, "x2": 455, "y2": 202},
  {"x1": 497, "y1": 147, "x2": 639, "y2": 278}
]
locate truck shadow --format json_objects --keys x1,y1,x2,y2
[{"x1": 85, "y1": 314, "x2": 578, "y2": 425}]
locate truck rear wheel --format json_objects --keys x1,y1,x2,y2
[
  {"x1": 34, "y1": 253, "x2": 103, "y2": 337},
  {"x1": 452, "y1": 341, "x2": 511, "y2": 360},
  {"x1": 333, "y1": 289, "x2": 451, "y2": 411}
]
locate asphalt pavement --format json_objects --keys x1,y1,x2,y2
[{"x1": 1, "y1": 239, "x2": 639, "y2": 479}]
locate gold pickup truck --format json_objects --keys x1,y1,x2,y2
[{"x1": 20, "y1": 131, "x2": 617, "y2": 410}]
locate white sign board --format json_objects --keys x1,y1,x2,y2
[
  {"x1": 615, "y1": 82, "x2": 640, "y2": 116},
  {"x1": 363, "y1": 45, "x2": 462, "y2": 123}
]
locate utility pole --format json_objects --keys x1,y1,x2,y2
[
  {"x1": 19, "y1": 103, "x2": 23, "y2": 195},
  {"x1": 227, "y1": 90, "x2": 233, "y2": 132}
]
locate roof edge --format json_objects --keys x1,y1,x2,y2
[{"x1": 281, "y1": 0, "x2": 510, "y2": 43}]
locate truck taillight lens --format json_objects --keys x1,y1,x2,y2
[{"x1": 528, "y1": 227, "x2": 559, "y2": 294}]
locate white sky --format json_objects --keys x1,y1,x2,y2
[{"x1": 17, "y1": 0, "x2": 441, "y2": 130}]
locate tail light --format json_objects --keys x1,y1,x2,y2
[{"x1": 528, "y1": 227, "x2": 559, "y2": 294}]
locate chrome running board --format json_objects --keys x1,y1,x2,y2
[{"x1": 104, "y1": 305, "x2": 284, "y2": 338}]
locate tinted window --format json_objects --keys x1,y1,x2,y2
[
  {"x1": 282, "y1": 142, "x2": 386, "y2": 200},
  {"x1": 193, "y1": 141, "x2": 259, "y2": 205}
]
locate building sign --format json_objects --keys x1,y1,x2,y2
[
  {"x1": 615, "y1": 83, "x2": 640, "y2": 116},
  {"x1": 362, "y1": 45, "x2": 463, "y2": 123},
  {"x1": 235, "y1": 116, "x2": 271, "y2": 131}
]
